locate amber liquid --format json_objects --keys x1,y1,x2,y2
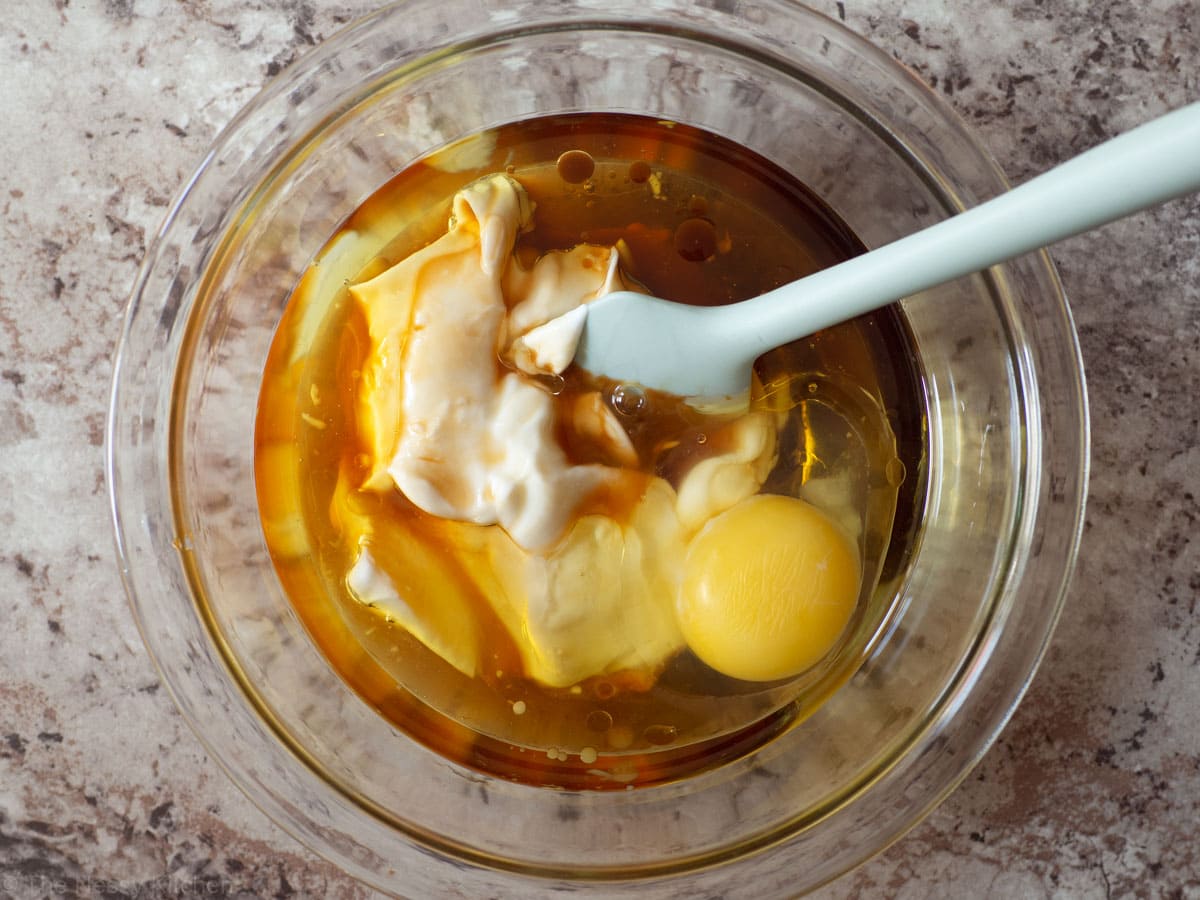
[{"x1": 255, "y1": 114, "x2": 925, "y2": 788}]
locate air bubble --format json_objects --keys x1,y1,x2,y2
[
  {"x1": 674, "y1": 217, "x2": 718, "y2": 262},
  {"x1": 586, "y1": 710, "x2": 613, "y2": 732},
  {"x1": 886, "y1": 458, "x2": 907, "y2": 487},
  {"x1": 610, "y1": 383, "x2": 646, "y2": 417},
  {"x1": 557, "y1": 149, "x2": 595, "y2": 184},
  {"x1": 643, "y1": 724, "x2": 678, "y2": 746},
  {"x1": 535, "y1": 373, "x2": 565, "y2": 396}
]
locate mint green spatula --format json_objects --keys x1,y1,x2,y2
[{"x1": 573, "y1": 102, "x2": 1200, "y2": 402}]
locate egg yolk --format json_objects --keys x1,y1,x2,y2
[{"x1": 678, "y1": 494, "x2": 861, "y2": 682}]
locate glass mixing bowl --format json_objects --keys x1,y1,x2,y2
[{"x1": 107, "y1": 0, "x2": 1088, "y2": 895}]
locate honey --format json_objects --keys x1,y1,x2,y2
[{"x1": 254, "y1": 113, "x2": 925, "y2": 788}]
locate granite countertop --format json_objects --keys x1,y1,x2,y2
[{"x1": 2, "y1": 1, "x2": 1197, "y2": 897}]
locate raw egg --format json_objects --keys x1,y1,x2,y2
[{"x1": 678, "y1": 493, "x2": 861, "y2": 682}]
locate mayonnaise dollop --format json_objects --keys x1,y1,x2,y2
[
  {"x1": 338, "y1": 174, "x2": 779, "y2": 687},
  {"x1": 351, "y1": 175, "x2": 638, "y2": 550}
]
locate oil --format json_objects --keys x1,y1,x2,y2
[{"x1": 254, "y1": 113, "x2": 925, "y2": 788}]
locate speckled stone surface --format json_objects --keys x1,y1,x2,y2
[{"x1": 1, "y1": 1, "x2": 1197, "y2": 898}]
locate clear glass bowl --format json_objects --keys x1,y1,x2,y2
[{"x1": 107, "y1": 0, "x2": 1089, "y2": 895}]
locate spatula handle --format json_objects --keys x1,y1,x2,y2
[{"x1": 726, "y1": 101, "x2": 1200, "y2": 353}]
